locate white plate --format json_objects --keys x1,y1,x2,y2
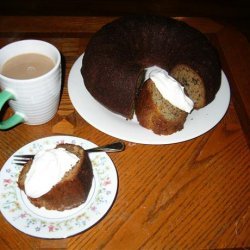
[
  {"x1": 0, "y1": 136, "x2": 118, "y2": 239},
  {"x1": 68, "y1": 54, "x2": 230, "y2": 144}
]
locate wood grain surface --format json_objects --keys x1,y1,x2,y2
[{"x1": 0, "y1": 16, "x2": 249, "y2": 249}]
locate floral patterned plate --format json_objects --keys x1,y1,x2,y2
[{"x1": 0, "y1": 136, "x2": 118, "y2": 238}]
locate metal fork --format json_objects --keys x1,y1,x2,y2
[{"x1": 13, "y1": 141, "x2": 125, "y2": 166}]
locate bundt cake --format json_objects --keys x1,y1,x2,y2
[
  {"x1": 18, "y1": 143, "x2": 93, "y2": 211},
  {"x1": 81, "y1": 15, "x2": 221, "y2": 134}
]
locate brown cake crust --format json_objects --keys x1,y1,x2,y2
[
  {"x1": 18, "y1": 144, "x2": 93, "y2": 211},
  {"x1": 81, "y1": 15, "x2": 221, "y2": 120}
]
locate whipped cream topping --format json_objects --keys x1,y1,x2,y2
[
  {"x1": 145, "y1": 66, "x2": 194, "y2": 113},
  {"x1": 24, "y1": 147, "x2": 79, "y2": 198}
]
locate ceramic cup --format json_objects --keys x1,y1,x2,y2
[{"x1": 0, "y1": 39, "x2": 61, "y2": 130}]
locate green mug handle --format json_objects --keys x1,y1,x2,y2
[{"x1": 0, "y1": 89, "x2": 24, "y2": 130}]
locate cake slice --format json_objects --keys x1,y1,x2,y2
[
  {"x1": 18, "y1": 143, "x2": 93, "y2": 211},
  {"x1": 135, "y1": 79, "x2": 188, "y2": 135}
]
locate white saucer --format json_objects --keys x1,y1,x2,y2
[{"x1": 0, "y1": 136, "x2": 118, "y2": 238}]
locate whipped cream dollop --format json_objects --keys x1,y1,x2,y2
[
  {"x1": 24, "y1": 148, "x2": 79, "y2": 198},
  {"x1": 145, "y1": 66, "x2": 194, "y2": 113}
]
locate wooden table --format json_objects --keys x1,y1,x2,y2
[{"x1": 0, "y1": 16, "x2": 249, "y2": 249}]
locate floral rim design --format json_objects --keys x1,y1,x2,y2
[{"x1": 0, "y1": 136, "x2": 118, "y2": 238}]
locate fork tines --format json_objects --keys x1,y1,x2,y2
[
  {"x1": 14, "y1": 154, "x2": 35, "y2": 159},
  {"x1": 13, "y1": 154, "x2": 35, "y2": 166}
]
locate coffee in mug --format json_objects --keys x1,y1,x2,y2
[
  {"x1": 1, "y1": 53, "x2": 55, "y2": 80},
  {"x1": 0, "y1": 40, "x2": 62, "y2": 130}
]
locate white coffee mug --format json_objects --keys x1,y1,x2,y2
[{"x1": 0, "y1": 39, "x2": 61, "y2": 130}]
